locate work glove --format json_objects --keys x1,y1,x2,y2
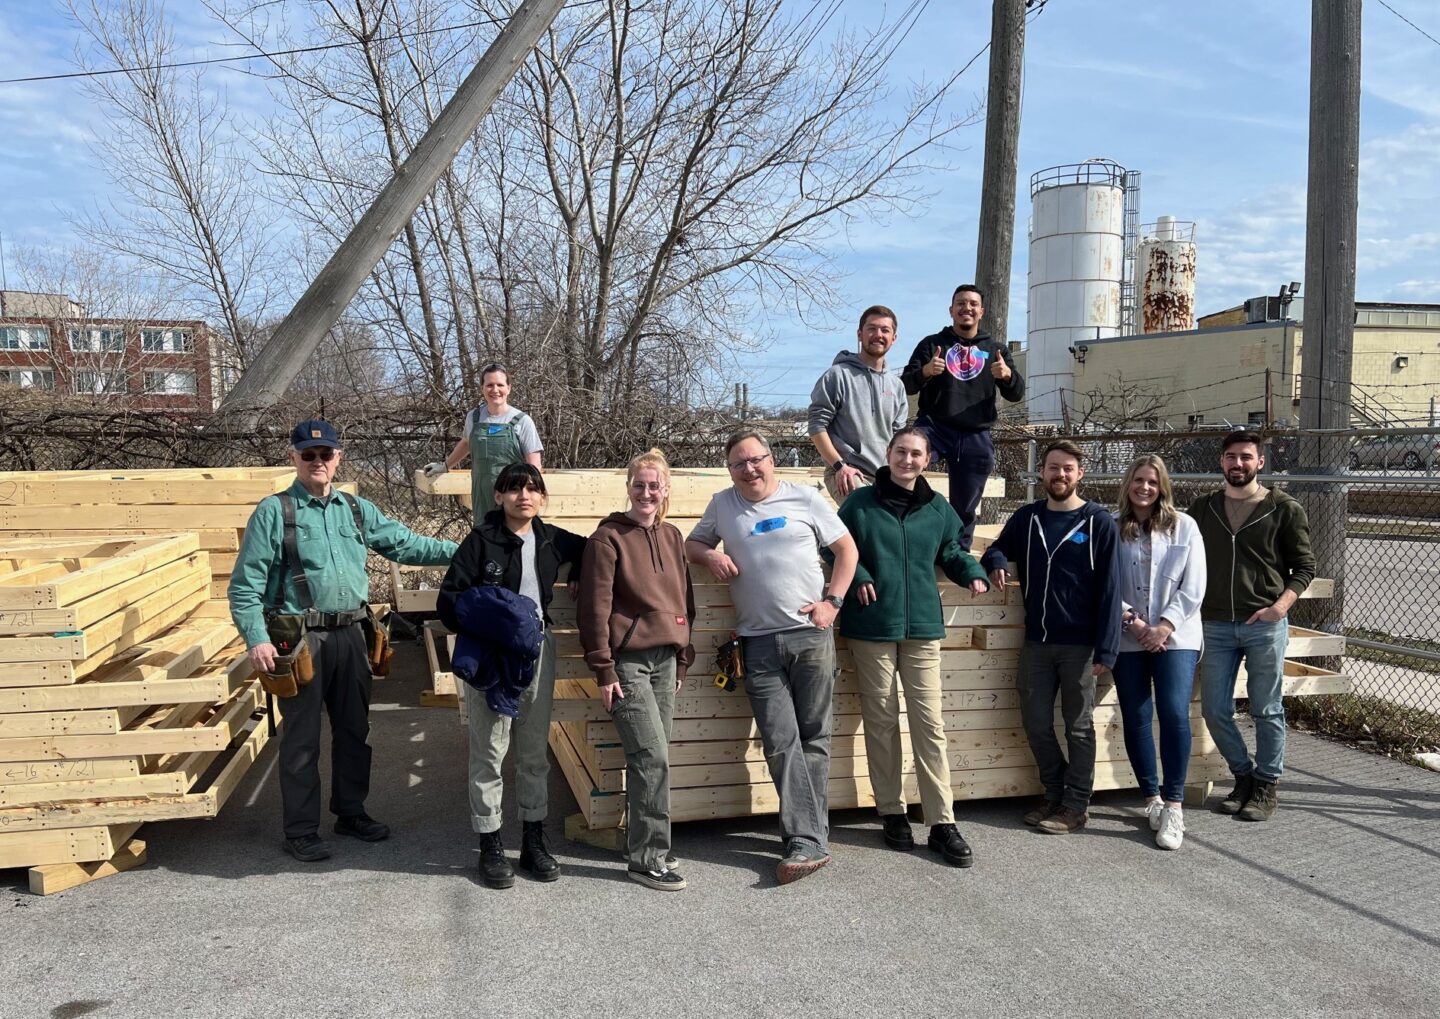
[{"x1": 422, "y1": 461, "x2": 448, "y2": 478}]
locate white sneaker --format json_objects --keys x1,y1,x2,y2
[
  {"x1": 1156, "y1": 806, "x2": 1185, "y2": 850},
  {"x1": 1145, "y1": 800, "x2": 1165, "y2": 832}
]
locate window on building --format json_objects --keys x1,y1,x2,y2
[
  {"x1": 142, "y1": 370, "x2": 197, "y2": 396},
  {"x1": 1247, "y1": 411, "x2": 1267, "y2": 427},
  {"x1": 1187, "y1": 414, "x2": 1205, "y2": 429},
  {"x1": 1142, "y1": 417, "x2": 1160, "y2": 430},
  {"x1": 2, "y1": 368, "x2": 56, "y2": 390},
  {"x1": 141, "y1": 328, "x2": 194, "y2": 353},
  {"x1": 68, "y1": 327, "x2": 126, "y2": 352},
  {"x1": 73, "y1": 369, "x2": 127, "y2": 395},
  {"x1": 0, "y1": 325, "x2": 51, "y2": 350}
]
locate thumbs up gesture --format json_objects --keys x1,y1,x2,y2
[
  {"x1": 991, "y1": 352, "x2": 1012, "y2": 382},
  {"x1": 922, "y1": 343, "x2": 947, "y2": 379}
]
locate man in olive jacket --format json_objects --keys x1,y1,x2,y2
[{"x1": 1189, "y1": 430, "x2": 1315, "y2": 822}]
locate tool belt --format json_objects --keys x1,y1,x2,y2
[
  {"x1": 713, "y1": 631, "x2": 745, "y2": 692},
  {"x1": 258, "y1": 609, "x2": 315, "y2": 699},
  {"x1": 360, "y1": 605, "x2": 394, "y2": 678}
]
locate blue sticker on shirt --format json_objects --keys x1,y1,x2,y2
[
  {"x1": 487, "y1": 424, "x2": 505, "y2": 435},
  {"x1": 1070, "y1": 532, "x2": 1088, "y2": 544},
  {"x1": 752, "y1": 517, "x2": 788, "y2": 535}
]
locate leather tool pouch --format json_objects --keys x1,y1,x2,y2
[
  {"x1": 262, "y1": 611, "x2": 313, "y2": 696},
  {"x1": 361, "y1": 605, "x2": 393, "y2": 677}
]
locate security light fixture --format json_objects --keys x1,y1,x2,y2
[{"x1": 1395, "y1": 356, "x2": 1410, "y2": 369}]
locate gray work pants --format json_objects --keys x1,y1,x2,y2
[
  {"x1": 466, "y1": 631, "x2": 556, "y2": 833},
  {"x1": 608, "y1": 647, "x2": 678, "y2": 871},
  {"x1": 740, "y1": 626, "x2": 837, "y2": 851}
]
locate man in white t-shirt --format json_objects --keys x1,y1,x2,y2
[{"x1": 686, "y1": 429, "x2": 858, "y2": 884}]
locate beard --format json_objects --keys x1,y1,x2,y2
[
  {"x1": 1224, "y1": 466, "x2": 1258, "y2": 488},
  {"x1": 1046, "y1": 478, "x2": 1078, "y2": 501}
]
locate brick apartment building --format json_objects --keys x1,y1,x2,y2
[{"x1": 0, "y1": 290, "x2": 217, "y2": 412}]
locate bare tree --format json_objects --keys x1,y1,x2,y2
[
  {"x1": 1074, "y1": 372, "x2": 1177, "y2": 431},
  {"x1": 64, "y1": 0, "x2": 278, "y2": 373}
]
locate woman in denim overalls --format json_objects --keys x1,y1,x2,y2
[{"x1": 423, "y1": 363, "x2": 544, "y2": 526}]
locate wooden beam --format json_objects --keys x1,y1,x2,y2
[{"x1": 27, "y1": 837, "x2": 148, "y2": 895}]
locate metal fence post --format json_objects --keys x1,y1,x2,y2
[{"x1": 1026, "y1": 438, "x2": 1036, "y2": 503}]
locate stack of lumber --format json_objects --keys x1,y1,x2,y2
[
  {"x1": 416, "y1": 468, "x2": 1349, "y2": 838},
  {"x1": 0, "y1": 467, "x2": 355, "y2": 603},
  {"x1": 0, "y1": 529, "x2": 270, "y2": 894}
]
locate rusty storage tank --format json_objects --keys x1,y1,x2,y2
[
  {"x1": 1139, "y1": 216, "x2": 1197, "y2": 333},
  {"x1": 1027, "y1": 159, "x2": 1130, "y2": 425}
]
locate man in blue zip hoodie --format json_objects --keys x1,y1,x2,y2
[{"x1": 981, "y1": 440, "x2": 1121, "y2": 834}]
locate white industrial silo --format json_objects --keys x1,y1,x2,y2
[
  {"x1": 1026, "y1": 159, "x2": 1135, "y2": 425},
  {"x1": 1139, "y1": 216, "x2": 1197, "y2": 333}
]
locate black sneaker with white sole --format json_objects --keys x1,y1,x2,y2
[{"x1": 628, "y1": 867, "x2": 687, "y2": 891}]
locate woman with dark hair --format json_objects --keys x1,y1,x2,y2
[
  {"x1": 423, "y1": 363, "x2": 544, "y2": 525},
  {"x1": 1112, "y1": 453, "x2": 1207, "y2": 850},
  {"x1": 831, "y1": 426, "x2": 990, "y2": 867},
  {"x1": 579, "y1": 448, "x2": 694, "y2": 891},
  {"x1": 438, "y1": 462, "x2": 585, "y2": 888}
]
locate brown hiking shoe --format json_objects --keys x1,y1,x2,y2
[
  {"x1": 1036, "y1": 806, "x2": 1088, "y2": 835},
  {"x1": 1023, "y1": 799, "x2": 1062, "y2": 827},
  {"x1": 1238, "y1": 780, "x2": 1278, "y2": 821},
  {"x1": 1216, "y1": 772, "x2": 1255, "y2": 815}
]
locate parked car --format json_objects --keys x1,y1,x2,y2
[{"x1": 1348, "y1": 434, "x2": 1440, "y2": 471}]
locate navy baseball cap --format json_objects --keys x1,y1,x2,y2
[{"x1": 290, "y1": 419, "x2": 341, "y2": 450}]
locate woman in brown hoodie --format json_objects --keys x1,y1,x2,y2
[{"x1": 579, "y1": 448, "x2": 696, "y2": 891}]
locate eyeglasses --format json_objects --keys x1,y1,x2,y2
[
  {"x1": 299, "y1": 448, "x2": 337, "y2": 462},
  {"x1": 629, "y1": 482, "x2": 665, "y2": 493},
  {"x1": 727, "y1": 453, "x2": 771, "y2": 472}
]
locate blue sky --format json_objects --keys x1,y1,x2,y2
[{"x1": 2, "y1": 1, "x2": 1438, "y2": 411}]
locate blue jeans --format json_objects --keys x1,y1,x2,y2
[
  {"x1": 1111, "y1": 649, "x2": 1200, "y2": 802},
  {"x1": 740, "y1": 626, "x2": 837, "y2": 851},
  {"x1": 914, "y1": 418, "x2": 993, "y2": 551},
  {"x1": 1199, "y1": 619, "x2": 1289, "y2": 783}
]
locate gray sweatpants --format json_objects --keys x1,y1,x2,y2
[{"x1": 466, "y1": 631, "x2": 556, "y2": 833}]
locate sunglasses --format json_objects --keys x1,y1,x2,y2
[{"x1": 299, "y1": 448, "x2": 337, "y2": 462}]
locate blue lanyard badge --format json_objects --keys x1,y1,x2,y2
[{"x1": 751, "y1": 516, "x2": 787, "y2": 536}]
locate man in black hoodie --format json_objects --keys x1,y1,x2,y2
[
  {"x1": 981, "y1": 440, "x2": 1121, "y2": 834},
  {"x1": 901, "y1": 284, "x2": 1024, "y2": 549}
]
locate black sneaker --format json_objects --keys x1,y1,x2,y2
[
  {"x1": 334, "y1": 813, "x2": 390, "y2": 842},
  {"x1": 1217, "y1": 772, "x2": 1256, "y2": 815},
  {"x1": 1238, "y1": 779, "x2": 1279, "y2": 821},
  {"x1": 881, "y1": 813, "x2": 915, "y2": 851},
  {"x1": 519, "y1": 820, "x2": 560, "y2": 882},
  {"x1": 928, "y1": 823, "x2": 974, "y2": 868},
  {"x1": 283, "y1": 833, "x2": 332, "y2": 862},
  {"x1": 628, "y1": 866, "x2": 687, "y2": 891},
  {"x1": 478, "y1": 831, "x2": 514, "y2": 889}
]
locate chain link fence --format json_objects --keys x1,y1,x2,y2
[{"x1": 990, "y1": 425, "x2": 1440, "y2": 758}]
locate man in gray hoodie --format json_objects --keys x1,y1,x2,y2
[{"x1": 809, "y1": 305, "x2": 909, "y2": 503}]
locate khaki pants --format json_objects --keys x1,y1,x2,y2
[
  {"x1": 608, "y1": 647, "x2": 677, "y2": 872},
  {"x1": 849, "y1": 637, "x2": 953, "y2": 824},
  {"x1": 822, "y1": 468, "x2": 872, "y2": 505}
]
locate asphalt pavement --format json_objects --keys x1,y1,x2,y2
[{"x1": 5, "y1": 643, "x2": 1439, "y2": 1019}]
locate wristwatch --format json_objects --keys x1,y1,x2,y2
[{"x1": 824, "y1": 594, "x2": 844, "y2": 609}]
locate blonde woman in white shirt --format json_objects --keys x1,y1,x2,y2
[{"x1": 1113, "y1": 454, "x2": 1206, "y2": 850}]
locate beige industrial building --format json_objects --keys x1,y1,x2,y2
[{"x1": 1012, "y1": 298, "x2": 1440, "y2": 429}]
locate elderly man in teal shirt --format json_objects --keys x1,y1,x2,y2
[{"x1": 230, "y1": 419, "x2": 457, "y2": 863}]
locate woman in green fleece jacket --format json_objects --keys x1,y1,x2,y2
[
  {"x1": 578, "y1": 448, "x2": 695, "y2": 892},
  {"x1": 833, "y1": 427, "x2": 990, "y2": 867}
]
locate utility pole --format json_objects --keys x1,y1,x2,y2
[
  {"x1": 974, "y1": 0, "x2": 1026, "y2": 344},
  {"x1": 209, "y1": 0, "x2": 566, "y2": 431},
  {"x1": 1294, "y1": 0, "x2": 1361, "y2": 653}
]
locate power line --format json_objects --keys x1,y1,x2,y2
[
  {"x1": 1376, "y1": 0, "x2": 1440, "y2": 49},
  {"x1": 0, "y1": 0, "x2": 607, "y2": 86}
]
